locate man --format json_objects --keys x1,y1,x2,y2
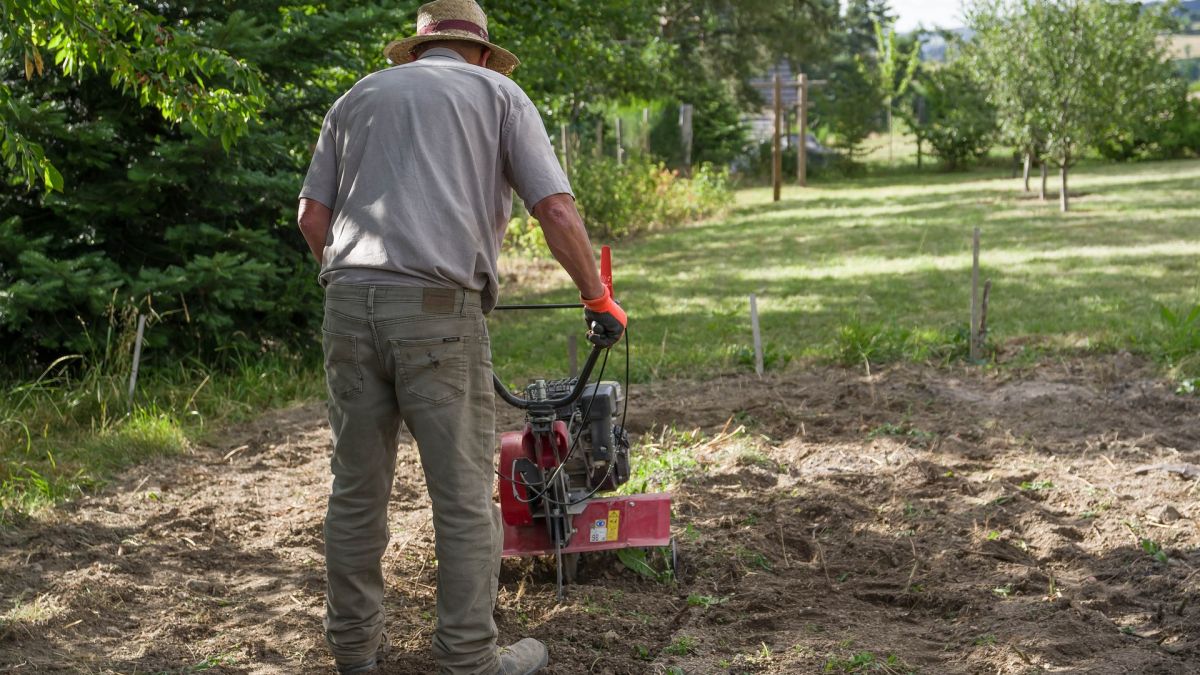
[{"x1": 295, "y1": 1, "x2": 626, "y2": 673}]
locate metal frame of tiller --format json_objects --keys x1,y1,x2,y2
[{"x1": 492, "y1": 247, "x2": 672, "y2": 600}]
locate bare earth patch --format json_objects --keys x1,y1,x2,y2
[{"x1": 3, "y1": 354, "x2": 1200, "y2": 673}]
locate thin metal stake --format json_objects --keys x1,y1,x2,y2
[
  {"x1": 128, "y1": 314, "x2": 147, "y2": 406},
  {"x1": 970, "y1": 227, "x2": 981, "y2": 362},
  {"x1": 750, "y1": 294, "x2": 764, "y2": 377}
]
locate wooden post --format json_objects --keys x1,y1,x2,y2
[
  {"x1": 970, "y1": 227, "x2": 981, "y2": 362},
  {"x1": 773, "y1": 73, "x2": 782, "y2": 202},
  {"x1": 750, "y1": 294, "x2": 764, "y2": 377},
  {"x1": 559, "y1": 123, "x2": 570, "y2": 176},
  {"x1": 615, "y1": 117, "x2": 624, "y2": 166},
  {"x1": 127, "y1": 314, "x2": 147, "y2": 405},
  {"x1": 679, "y1": 104, "x2": 694, "y2": 176},
  {"x1": 642, "y1": 107, "x2": 651, "y2": 153},
  {"x1": 797, "y1": 73, "x2": 808, "y2": 187},
  {"x1": 567, "y1": 334, "x2": 579, "y2": 378}
]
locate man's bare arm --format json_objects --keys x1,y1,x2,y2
[
  {"x1": 531, "y1": 193, "x2": 605, "y2": 300},
  {"x1": 297, "y1": 198, "x2": 333, "y2": 263}
]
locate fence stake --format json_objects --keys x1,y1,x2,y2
[
  {"x1": 797, "y1": 73, "x2": 808, "y2": 186},
  {"x1": 615, "y1": 117, "x2": 624, "y2": 166},
  {"x1": 567, "y1": 334, "x2": 579, "y2": 378},
  {"x1": 642, "y1": 107, "x2": 650, "y2": 153},
  {"x1": 127, "y1": 314, "x2": 147, "y2": 406},
  {"x1": 970, "y1": 227, "x2": 981, "y2": 362},
  {"x1": 679, "y1": 103, "x2": 694, "y2": 177},
  {"x1": 773, "y1": 74, "x2": 782, "y2": 202},
  {"x1": 750, "y1": 294, "x2": 764, "y2": 377}
]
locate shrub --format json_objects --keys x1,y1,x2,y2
[
  {"x1": 501, "y1": 216, "x2": 548, "y2": 258},
  {"x1": 910, "y1": 62, "x2": 998, "y2": 170},
  {"x1": 570, "y1": 155, "x2": 732, "y2": 239}
]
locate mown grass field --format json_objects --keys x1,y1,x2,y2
[
  {"x1": 4, "y1": 157, "x2": 1200, "y2": 521},
  {"x1": 490, "y1": 158, "x2": 1200, "y2": 385}
]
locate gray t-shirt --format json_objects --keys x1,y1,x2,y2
[{"x1": 299, "y1": 48, "x2": 572, "y2": 312}]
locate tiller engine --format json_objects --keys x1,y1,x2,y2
[{"x1": 492, "y1": 247, "x2": 672, "y2": 599}]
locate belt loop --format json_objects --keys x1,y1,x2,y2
[{"x1": 367, "y1": 286, "x2": 376, "y2": 317}]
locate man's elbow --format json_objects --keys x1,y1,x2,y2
[
  {"x1": 297, "y1": 198, "x2": 333, "y2": 234},
  {"x1": 532, "y1": 194, "x2": 579, "y2": 231}
]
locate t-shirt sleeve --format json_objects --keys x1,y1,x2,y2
[
  {"x1": 299, "y1": 107, "x2": 338, "y2": 208},
  {"x1": 502, "y1": 93, "x2": 573, "y2": 212}
]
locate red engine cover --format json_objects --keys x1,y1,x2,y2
[{"x1": 498, "y1": 421, "x2": 570, "y2": 527}]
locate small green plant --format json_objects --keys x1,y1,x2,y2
[
  {"x1": 1154, "y1": 302, "x2": 1200, "y2": 359},
  {"x1": 633, "y1": 644, "x2": 652, "y2": 660},
  {"x1": 686, "y1": 594, "x2": 728, "y2": 608},
  {"x1": 1140, "y1": 538, "x2": 1169, "y2": 564},
  {"x1": 973, "y1": 634, "x2": 997, "y2": 646},
  {"x1": 617, "y1": 547, "x2": 674, "y2": 583},
  {"x1": 993, "y1": 584, "x2": 1013, "y2": 598},
  {"x1": 985, "y1": 530, "x2": 1001, "y2": 541},
  {"x1": 1018, "y1": 479, "x2": 1054, "y2": 492},
  {"x1": 617, "y1": 426, "x2": 704, "y2": 496},
  {"x1": 665, "y1": 635, "x2": 698, "y2": 656},
  {"x1": 833, "y1": 319, "x2": 913, "y2": 368},
  {"x1": 736, "y1": 546, "x2": 773, "y2": 572},
  {"x1": 824, "y1": 651, "x2": 908, "y2": 673}
]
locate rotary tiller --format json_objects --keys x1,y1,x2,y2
[{"x1": 492, "y1": 247, "x2": 672, "y2": 599}]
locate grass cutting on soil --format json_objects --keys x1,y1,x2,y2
[{"x1": 3, "y1": 159, "x2": 1200, "y2": 673}]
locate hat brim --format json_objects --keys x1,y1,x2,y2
[{"x1": 384, "y1": 35, "x2": 520, "y2": 77}]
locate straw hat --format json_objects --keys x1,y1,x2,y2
[{"x1": 384, "y1": 0, "x2": 520, "y2": 76}]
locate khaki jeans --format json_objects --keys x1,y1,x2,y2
[{"x1": 321, "y1": 284, "x2": 501, "y2": 674}]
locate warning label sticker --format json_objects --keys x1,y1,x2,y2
[
  {"x1": 606, "y1": 509, "x2": 620, "y2": 542},
  {"x1": 589, "y1": 518, "x2": 607, "y2": 543}
]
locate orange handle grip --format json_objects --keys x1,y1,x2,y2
[{"x1": 600, "y1": 246, "x2": 613, "y2": 296}]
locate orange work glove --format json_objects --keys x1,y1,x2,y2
[{"x1": 581, "y1": 287, "x2": 627, "y2": 347}]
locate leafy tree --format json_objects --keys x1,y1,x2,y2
[
  {"x1": 658, "y1": 0, "x2": 841, "y2": 108},
  {"x1": 843, "y1": 0, "x2": 897, "y2": 58},
  {"x1": 0, "y1": 2, "x2": 407, "y2": 367},
  {"x1": 649, "y1": 81, "x2": 749, "y2": 168},
  {"x1": 0, "y1": 0, "x2": 266, "y2": 191},
  {"x1": 968, "y1": 0, "x2": 1178, "y2": 211},
  {"x1": 488, "y1": 1, "x2": 673, "y2": 120},
  {"x1": 857, "y1": 20, "x2": 920, "y2": 163},
  {"x1": 909, "y1": 61, "x2": 998, "y2": 170},
  {"x1": 813, "y1": 59, "x2": 883, "y2": 161}
]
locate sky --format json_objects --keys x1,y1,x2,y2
[{"x1": 889, "y1": 0, "x2": 968, "y2": 32}]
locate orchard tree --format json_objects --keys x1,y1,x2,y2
[
  {"x1": 969, "y1": 0, "x2": 1177, "y2": 211},
  {"x1": 909, "y1": 61, "x2": 998, "y2": 170}
]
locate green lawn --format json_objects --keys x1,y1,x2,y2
[
  {"x1": 5, "y1": 157, "x2": 1198, "y2": 522},
  {"x1": 490, "y1": 158, "x2": 1200, "y2": 384}
]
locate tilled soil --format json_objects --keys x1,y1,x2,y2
[{"x1": 3, "y1": 354, "x2": 1200, "y2": 674}]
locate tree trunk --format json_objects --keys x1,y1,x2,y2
[
  {"x1": 1039, "y1": 161, "x2": 1048, "y2": 201},
  {"x1": 887, "y1": 107, "x2": 894, "y2": 166},
  {"x1": 916, "y1": 138, "x2": 922, "y2": 169},
  {"x1": 1060, "y1": 162, "x2": 1069, "y2": 212},
  {"x1": 1023, "y1": 153, "x2": 1032, "y2": 192}
]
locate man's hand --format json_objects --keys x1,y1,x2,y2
[{"x1": 582, "y1": 287, "x2": 627, "y2": 347}]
